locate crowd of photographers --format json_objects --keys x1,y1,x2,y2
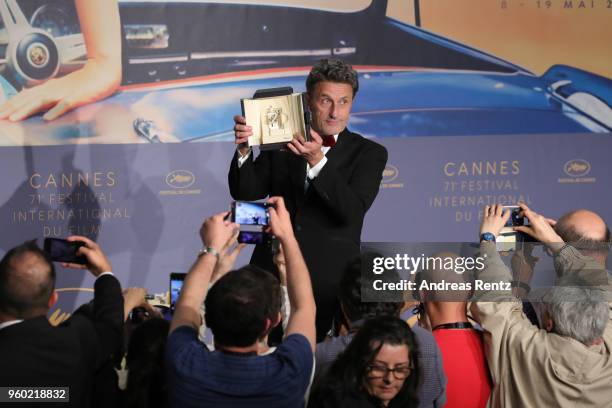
[{"x1": 1, "y1": 200, "x2": 611, "y2": 408}]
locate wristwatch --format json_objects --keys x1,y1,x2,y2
[
  {"x1": 198, "y1": 246, "x2": 220, "y2": 259},
  {"x1": 480, "y1": 232, "x2": 496, "y2": 243}
]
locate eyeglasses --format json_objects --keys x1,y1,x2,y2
[{"x1": 367, "y1": 362, "x2": 414, "y2": 380}]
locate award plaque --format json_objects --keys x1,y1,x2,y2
[{"x1": 241, "y1": 87, "x2": 311, "y2": 150}]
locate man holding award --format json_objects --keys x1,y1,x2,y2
[{"x1": 229, "y1": 59, "x2": 388, "y2": 339}]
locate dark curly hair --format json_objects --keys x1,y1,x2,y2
[
  {"x1": 205, "y1": 265, "x2": 281, "y2": 347},
  {"x1": 306, "y1": 59, "x2": 359, "y2": 98},
  {"x1": 339, "y1": 253, "x2": 404, "y2": 323},
  {"x1": 309, "y1": 316, "x2": 420, "y2": 408}
]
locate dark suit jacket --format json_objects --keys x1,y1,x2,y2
[
  {"x1": 229, "y1": 128, "x2": 387, "y2": 336},
  {"x1": 0, "y1": 274, "x2": 123, "y2": 408}
]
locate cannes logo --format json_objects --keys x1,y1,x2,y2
[
  {"x1": 166, "y1": 170, "x2": 195, "y2": 189},
  {"x1": 48, "y1": 287, "x2": 94, "y2": 326},
  {"x1": 563, "y1": 159, "x2": 591, "y2": 177},
  {"x1": 382, "y1": 165, "x2": 399, "y2": 183}
]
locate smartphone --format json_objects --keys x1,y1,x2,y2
[
  {"x1": 43, "y1": 238, "x2": 87, "y2": 264},
  {"x1": 128, "y1": 306, "x2": 152, "y2": 325},
  {"x1": 169, "y1": 273, "x2": 186, "y2": 314},
  {"x1": 231, "y1": 201, "x2": 269, "y2": 226},
  {"x1": 238, "y1": 230, "x2": 269, "y2": 244},
  {"x1": 503, "y1": 206, "x2": 526, "y2": 227}
]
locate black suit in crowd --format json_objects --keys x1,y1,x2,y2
[
  {"x1": 229, "y1": 128, "x2": 387, "y2": 337},
  {"x1": 0, "y1": 274, "x2": 124, "y2": 408}
]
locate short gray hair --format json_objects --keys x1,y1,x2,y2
[
  {"x1": 306, "y1": 59, "x2": 359, "y2": 98},
  {"x1": 547, "y1": 280, "x2": 609, "y2": 345}
]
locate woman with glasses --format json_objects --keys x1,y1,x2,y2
[{"x1": 309, "y1": 316, "x2": 420, "y2": 408}]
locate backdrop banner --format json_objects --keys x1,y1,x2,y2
[
  {"x1": 1, "y1": 132, "x2": 610, "y2": 316},
  {"x1": 0, "y1": 0, "x2": 609, "y2": 318}
]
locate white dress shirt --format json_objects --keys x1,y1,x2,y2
[{"x1": 236, "y1": 135, "x2": 338, "y2": 191}]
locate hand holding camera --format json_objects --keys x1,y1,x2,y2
[
  {"x1": 266, "y1": 196, "x2": 294, "y2": 242},
  {"x1": 512, "y1": 203, "x2": 564, "y2": 251},
  {"x1": 230, "y1": 200, "x2": 277, "y2": 245},
  {"x1": 480, "y1": 204, "x2": 511, "y2": 238},
  {"x1": 45, "y1": 235, "x2": 112, "y2": 277},
  {"x1": 199, "y1": 211, "x2": 239, "y2": 254},
  {"x1": 123, "y1": 287, "x2": 147, "y2": 312},
  {"x1": 124, "y1": 287, "x2": 164, "y2": 322}
]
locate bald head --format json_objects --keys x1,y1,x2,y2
[
  {"x1": 0, "y1": 241, "x2": 56, "y2": 319},
  {"x1": 555, "y1": 209, "x2": 610, "y2": 263},
  {"x1": 558, "y1": 210, "x2": 608, "y2": 241}
]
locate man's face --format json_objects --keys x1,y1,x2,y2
[{"x1": 308, "y1": 81, "x2": 354, "y2": 137}]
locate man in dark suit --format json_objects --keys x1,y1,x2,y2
[
  {"x1": 0, "y1": 237, "x2": 123, "y2": 407},
  {"x1": 229, "y1": 59, "x2": 388, "y2": 339}
]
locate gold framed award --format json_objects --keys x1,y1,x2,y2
[{"x1": 241, "y1": 88, "x2": 310, "y2": 149}]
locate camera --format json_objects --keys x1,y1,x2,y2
[
  {"x1": 230, "y1": 201, "x2": 270, "y2": 225},
  {"x1": 230, "y1": 201, "x2": 275, "y2": 245},
  {"x1": 238, "y1": 230, "x2": 271, "y2": 245},
  {"x1": 496, "y1": 206, "x2": 529, "y2": 252},
  {"x1": 128, "y1": 306, "x2": 152, "y2": 324},
  {"x1": 504, "y1": 206, "x2": 526, "y2": 227},
  {"x1": 169, "y1": 272, "x2": 186, "y2": 314},
  {"x1": 43, "y1": 238, "x2": 87, "y2": 265}
]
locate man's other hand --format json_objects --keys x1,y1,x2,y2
[
  {"x1": 513, "y1": 203, "x2": 564, "y2": 249},
  {"x1": 63, "y1": 235, "x2": 112, "y2": 277},
  {"x1": 267, "y1": 197, "x2": 295, "y2": 242},
  {"x1": 199, "y1": 211, "x2": 239, "y2": 253},
  {"x1": 480, "y1": 204, "x2": 511, "y2": 238},
  {"x1": 287, "y1": 129, "x2": 325, "y2": 167},
  {"x1": 123, "y1": 287, "x2": 147, "y2": 313}
]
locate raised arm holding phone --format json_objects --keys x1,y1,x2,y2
[{"x1": 165, "y1": 198, "x2": 316, "y2": 406}]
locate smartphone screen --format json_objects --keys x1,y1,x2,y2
[
  {"x1": 238, "y1": 230, "x2": 268, "y2": 244},
  {"x1": 169, "y1": 273, "x2": 186, "y2": 314},
  {"x1": 43, "y1": 238, "x2": 87, "y2": 264},
  {"x1": 503, "y1": 206, "x2": 525, "y2": 227},
  {"x1": 232, "y1": 201, "x2": 269, "y2": 226}
]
